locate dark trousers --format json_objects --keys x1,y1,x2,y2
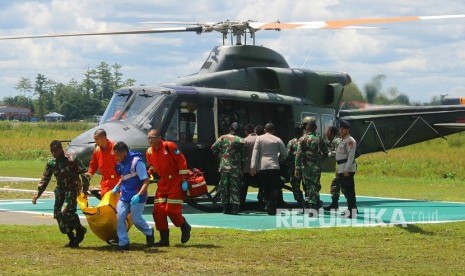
[
  {"x1": 338, "y1": 172, "x2": 357, "y2": 209},
  {"x1": 257, "y1": 169, "x2": 283, "y2": 214},
  {"x1": 241, "y1": 173, "x2": 263, "y2": 208}
]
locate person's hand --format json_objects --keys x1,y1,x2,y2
[
  {"x1": 250, "y1": 168, "x2": 256, "y2": 177},
  {"x1": 131, "y1": 194, "x2": 140, "y2": 205},
  {"x1": 343, "y1": 171, "x2": 349, "y2": 177},
  {"x1": 61, "y1": 203, "x2": 69, "y2": 215},
  {"x1": 112, "y1": 185, "x2": 119, "y2": 194},
  {"x1": 182, "y1": 180, "x2": 188, "y2": 192},
  {"x1": 32, "y1": 194, "x2": 38, "y2": 204},
  {"x1": 294, "y1": 170, "x2": 300, "y2": 178},
  {"x1": 85, "y1": 173, "x2": 92, "y2": 181}
]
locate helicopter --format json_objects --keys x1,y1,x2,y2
[{"x1": 2, "y1": 15, "x2": 465, "y2": 211}]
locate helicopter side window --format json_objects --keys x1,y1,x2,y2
[
  {"x1": 321, "y1": 114, "x2": 335, "y2": 139},
  {"x1": 180, "y1": 102, "x2": 197, "y2": 143},
  {"x1": 165, "y1": 111, "x2": 179, "y2": 141},
  {"x1": 165, "y1": 102, "x2": 198, "y2": 143},
  {"x1": 300, "y1": 112, "x2": 320, "y2": 135}
]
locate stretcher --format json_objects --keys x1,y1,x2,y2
[{"x1": 77, "y1": 191, "x2": 132, "y2": 243}]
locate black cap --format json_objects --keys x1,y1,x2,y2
[
  {"x1": 339, "y1": 119, "x2": 351, "y2": 129},
  {"x1": 230, "y1": 122, "x2": 240, "y2": 132}
]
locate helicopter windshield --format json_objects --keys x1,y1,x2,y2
[
  {"x1": 100, "y1": 88, "x2": 172, "y2": 130},
  {"x1": 99, "y1": 90, "x2": 134, "y2": 124}
]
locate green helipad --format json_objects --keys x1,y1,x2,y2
[{"x1": 2, "y1": 193, "x2": 465, "y2": 230}]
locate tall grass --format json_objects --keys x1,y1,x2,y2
[
  {"x1": 0, "y1": 121, "x2": 464, "y2": 181},
  {"x1": 0, "y1": 121, "x2": 94, "y2": 161},
  {"x1": 358, "y1": 132, "x2": 465, "y2": 180}
]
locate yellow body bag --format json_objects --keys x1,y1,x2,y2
[{"x1": 77, "y1": 191, "x2": 132, "y2": 243}]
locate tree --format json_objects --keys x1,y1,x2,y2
[
  {"x1": 112, "y1": 63, "x2": 123, "y2": 89},
  {"x1": 82, "y1": 69, "x2": 97, "y2": 97},
  {"x1": 394, "y1": 94, "x2": 411, "y2": 105},
  {"x1": 364, "y1": 74, "x2": 385, "y2": 104},
  {"x1": 2, "y1": 95, "x2": 34, "y2": 111},
  {"x1": 96, "y1": 62, "x2": 113, "y2": 100},
  {"x1": 15, "y1": 77, "x2": 33, "y2": 97},
  {"x1": 122, "y1": 78, "x2": 137, "y2": 87},
  {"x1": 342, "y1": 82, "x2": 365, "y2": 102},
  {"x1": 34, "y1": 74, "x2": 55, "y2": 119}
]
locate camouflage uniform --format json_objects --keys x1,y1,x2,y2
[
  {"x1": 37, "y1": 153, "x2": 89, "y2": 234},
  {"x1": 295, "y1": 132, "x2": 328, "y2": 208},
  {"x1": 211, "y1": 134, "x2": 246, "y2": 210},
  {"x1": 286, "y1": 138, "x2": 304, "y2": 205},
  {"x1": 327, "y1": 136, "x2": 342, "y2": 202}
]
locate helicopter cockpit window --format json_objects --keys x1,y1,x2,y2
[
  {"x1": 99, "y1": 90, "x2": 133, "y2": 124},
  {"x1": 165, "y1": 102, "x2": 198, "y2": 143},
  {"x1": 100, "y1": 88, "x2": 172, "y2": 130}
]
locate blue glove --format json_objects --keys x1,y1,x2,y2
[
  {"x1": 181, "y1": 180, "x2": 188, "y2": 192},
  {"x1": 112, "y1": 185, "x2": 119, "y2": 194},
  {"x1": 131, "y1": 194, "x2": 140, "y2": 205}
]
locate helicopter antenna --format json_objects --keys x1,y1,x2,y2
[{"x1": 301, "y1": 53, "x2": 310, "y2": 69}]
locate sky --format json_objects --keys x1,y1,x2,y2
[{"x1": 0, "y1": 0, "x2": 464, "y2": 103}]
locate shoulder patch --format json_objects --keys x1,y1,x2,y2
[
  {"x1": 174, "y1": 148, "x2": 181, "y2": 155},
  {"x1": 348, "y1": 141, "x2": 354, "y2": 148}
]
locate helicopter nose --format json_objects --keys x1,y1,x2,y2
[{"x1": 66, "y1": 142, "x2": 95, "y2": 165}]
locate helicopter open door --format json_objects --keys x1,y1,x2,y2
[
  {"x1": 215, "y1": 98, "x2": 294, "y2": 142},
  {"x1": 162, "y1": 95, "x2": 219, "y2": 184}
]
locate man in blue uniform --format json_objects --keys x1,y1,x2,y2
[{"x1": 111, "y1": 141, "x2": 154, "y2": 250}]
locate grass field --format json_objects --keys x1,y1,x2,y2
[
  {"x1": 1, "y1": 122, "x2": 465, "y2": 274},
  {"x1": 1, "y1": 223, "x2": 465, "y2": 275}
]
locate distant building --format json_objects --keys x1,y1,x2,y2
[
  {"x1": 0, "y1": 106, "x2": 32, "y2": 121},
  {"x1": 44, "y1": 112, "x2": 65, "y2": 122}
]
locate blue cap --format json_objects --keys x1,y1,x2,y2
[{"x1": 339, "y1": 119, "x2": 351, "y2": 129}]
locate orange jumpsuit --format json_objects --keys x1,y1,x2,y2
[
  {"x1": 87, "y1": 139, "x2": 120, "y2": 196},
  {"x1": 146, "y1": 140, "x2": 189, "y2": 230}
]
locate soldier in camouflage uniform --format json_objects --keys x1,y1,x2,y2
[
  {"x1": 285, "y1": 127, "x2": 305, "y2": 207},
  {"x1": 295, "y1": 117, "x2": 328, "y2": 216},
  {"x1": 32, "y1": 140, "x2": 89, "y2": 248},
  {"x1": 323, "y1": 126, "x2": 343, "y2": 211},
  {"x1": 211, "y1": 122, "x2": 247, "y2": 215}
]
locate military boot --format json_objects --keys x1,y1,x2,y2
[
  {"x1": 65, "y1": 232, "x2": 78, "y2": 248},
  {"x1": 154, "y1": 230, "x2": 169, "y2": 247},
  {"x1": 230, "y1": 204, "x2": 240, "y2": 215},
  {"x1": 180, "y1": 221, "x2": 191, "y2": 244},
  {"x1": 323, "y1": 198, "x2": 339, "y2": 211},
  {"x1": 307, "y1": 205, "x2": 319, "y2": 218},
  {"x1": 75, "y1": 226, "x2": 87, "y2": 244},
  {"x1": 223, "y1": 204, "x2": 231, "y2": 214},
  {"x1": 341, "y1": 208, "x2": 358, "y2": 219},
  {"x1": 146, "y1": 228, "x2": 155, "y2": 247}
]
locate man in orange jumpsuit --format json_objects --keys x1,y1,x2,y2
[
  {"x1": 146, "y1": 128, "x2": 191, "y2": 246},
  {"x1": 86, "y1": 129, "x2": 120, "y2": 196}
]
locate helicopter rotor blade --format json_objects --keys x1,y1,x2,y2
[
  {"x1": 0, "y1": 14, "x2": 463, "y2": 41},
  {"x1": 0, "y1": 26, "x2": 203, "y2": 40},
  {"x1": 249, "y1": 14, "x2": 465, "y2": 30}
]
